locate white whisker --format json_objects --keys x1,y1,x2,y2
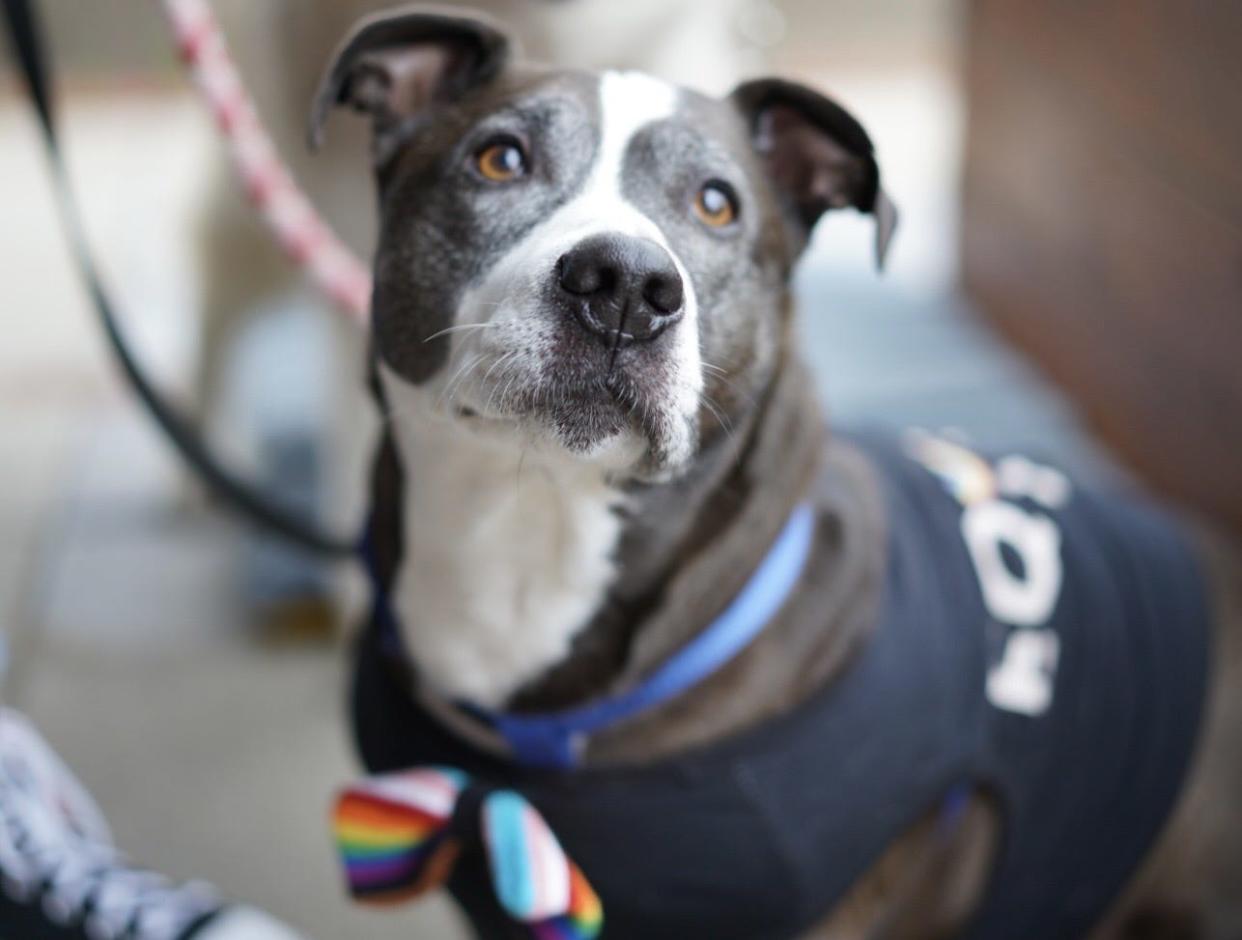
[
  {"x1": 437, "y1": 352, "x2": 484, "y2": 410},
  {"x1": 483, "y1": 352, "x2": 520, "y2": 415},
  {"x1": 422, "y1": 322, "x2": 498, "y2": 344},
  {"x1": 699, "y1": 358, "x2": 753, "y2": 405},
  {"x1": 700, "y1": 392, "x2": 735, "y2": 441}
]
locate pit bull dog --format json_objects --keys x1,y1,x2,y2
[{"x1": 310, "y1": 6, "x2": 1242, "y2": 938}]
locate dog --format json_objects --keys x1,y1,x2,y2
[{"x1": 310, "y1": 6, "x2": 1242, "y2": 938}]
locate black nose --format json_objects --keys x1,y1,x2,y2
[{"x1": 556, "y1": 234, "x2": 685, "y2": 347}]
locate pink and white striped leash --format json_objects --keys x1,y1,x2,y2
[{"x1": 160, "y1": 0, "x2": 372, "y2": 322}]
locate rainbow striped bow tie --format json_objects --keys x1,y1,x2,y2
[{"x1": 333, "y1": 767, "x2": 603, "y2": 939}]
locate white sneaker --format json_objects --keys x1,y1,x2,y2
[{"x1": 0, "y1": 708, "x2": 300, "y2": 939}]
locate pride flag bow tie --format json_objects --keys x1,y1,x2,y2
[{"x1": 333, "y1": 767, "x2": 603, "y2": 939}]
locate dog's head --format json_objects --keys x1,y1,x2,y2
[{"x1": 310, "y1": 5, "x2": 894, "y2": 481}]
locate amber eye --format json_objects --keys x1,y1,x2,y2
[
  {"x1": 475, "y1": 138, "x2": 527, "y2": 182},
  {"x1": 694, "y1": 181, "x2": 738, "y2": 228}
]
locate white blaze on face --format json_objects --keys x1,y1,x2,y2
[{"x1": 446, "y1": 71, "x2": 704, "y2": 467}]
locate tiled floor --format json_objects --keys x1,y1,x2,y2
[{"x1": 0, "y1": 69, "x2": 1112, "y2": 939}]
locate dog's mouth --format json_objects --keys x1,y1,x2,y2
[
  {"x1": 453, "y1": 372, "x2": 632, "y2": 437},
  {"x1": 447, "y1": 356, "x2": 693, "y2": 475}
]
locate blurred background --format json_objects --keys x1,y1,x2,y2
[{"x1": 1, "y1": 1, "x2": 1237, "y2": 936}]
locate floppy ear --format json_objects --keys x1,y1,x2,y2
[
  {"x1": 731, "y1": 79, "x2": 897, "y2": 269},
  {"x1": 308, "y1": 5, "x2": 512, "y2": 165}
]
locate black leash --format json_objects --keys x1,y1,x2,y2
[{"x1": 2, "y1": 0, "x2": 355, "y2": 557}]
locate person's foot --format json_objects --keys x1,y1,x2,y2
[{"x1": 0, "y1": 709, "x2": 299, "y2": 940}]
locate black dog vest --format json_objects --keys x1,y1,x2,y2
[{"x1": 351, "y1": 432, "x2": 1210, "y2": 939}]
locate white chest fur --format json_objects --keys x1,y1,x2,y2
[{"x1": 380, "y1": 373, "x2": 626, "y2": 707}]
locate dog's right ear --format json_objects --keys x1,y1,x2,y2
[{"x1": 308, "y1": 5, "x2": 512, "y2": 162}]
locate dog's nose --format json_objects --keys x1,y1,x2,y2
[{"x1": 556, "y1": 234, "x2": 684, "y2": 346}]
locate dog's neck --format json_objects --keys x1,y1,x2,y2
[
  {"x1": 510, "y1": 353, "x2": 826, "y2": 711},
  {"x1": 369, "y1": 351, "x2": 825, "y2": 712},
  {"x1": 376, "y1": 374, "x2": 629, "y2": 707}
]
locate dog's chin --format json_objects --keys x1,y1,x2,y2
[{"x1": 454, "y1": 376, "x2": 697, "y2": 481}]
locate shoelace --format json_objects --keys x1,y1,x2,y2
[{"x1": 0, "y1": 778, "x2": 219, "y2": 940}]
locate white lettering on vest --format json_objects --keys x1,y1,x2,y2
[{"x1": 905, "y1": 432, "x2": 1070, "y2": 717}]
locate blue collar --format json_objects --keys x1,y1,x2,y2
[{"x1": 365, "y1": 502, "x2": 817, "y2": 770}]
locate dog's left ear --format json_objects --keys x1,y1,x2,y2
[
  {"x1": 308, "y1": 6, "x2": 513, "y2": 164},
  {"x1": 731, "y1": 79, "x2": 897, "y2": 269}
]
